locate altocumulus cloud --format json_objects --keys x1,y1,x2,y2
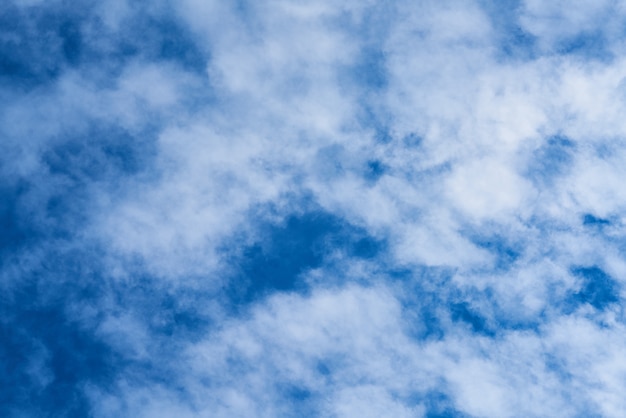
[{"x1": 3, "y1": 0, "x2": 626, "y2": 417}]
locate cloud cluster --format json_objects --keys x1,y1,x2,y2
[{"x1": 3, "y1": 0, "x2": 626, "y2": 416}]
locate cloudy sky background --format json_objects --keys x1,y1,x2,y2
[{"x1": 3, "y1": 0, "x2": 626, "y2": 416}]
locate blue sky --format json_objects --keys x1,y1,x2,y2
[{"x1": 3, "y1": 1, "x2": 626, "y2": 417}]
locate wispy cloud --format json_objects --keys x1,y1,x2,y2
[{"x1": 3, "y1": 0, "x2": 626, "y2": 417}]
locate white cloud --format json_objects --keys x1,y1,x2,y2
[
  {"x1": 74, "y1": 3, "x2": 626, "y2": 413},
  {"x1": 7, "y1": 0, "x2": 626, "y2": 416}
]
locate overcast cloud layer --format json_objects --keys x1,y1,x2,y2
[{"x1": 3, "y1": 1, "x2": 626, "y2": 417}]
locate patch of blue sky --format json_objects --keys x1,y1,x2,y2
[
  {"x1": 274, "y1": 383, "x2": 320, "y2": 418},
  {"x1": 0, "y1": 236, "x2": 220, "y2": 416},
  {"x1": 0, "y1": 181, "x2": 36, "y2": 260},
  {"x1": 0, "y1": 5, "x2": 71, "y2": 87},
  {"x1": 58, "y1": 19, "x2": 83, "y2": 67},
  {"x1": 363, "y1": 159, "x2": 387, "y2": 184},
  {"x1": 1, "y1": 126, "x2": 157, "y2": 252},
  {"x1": 458, "y1": 283, "x2": 543, "y2": 335},
  {"x1": 569, "y1": 266, "x2": 619, "y2": 311},
  {"x1": 107, "y1": 274, "x2": 212, "y2": 341},
  {"x1": 422, "y1": 390, "x2": 473, "y2": 418},
  {"x1": 0, "y1": 1, "x2": 207, "y2": 95},
  {"x1": 393, "y1": 267, "x2": 457, "y2": 340},
  {"x1": 495, "y1": 25, "x2": 538, "y2": 62},
  {"x1": 147, "y1": 291, "x2": 210, "y2": 338},
  {"x1": 1, "y1": 273, "x2": 122, "y2": 417},
  {"x1": 0, "y1": 123, "x2": 185, "y2": 416},
  {"x1": 464, "y1": 228, "x2": 522, "y2": 272},
  {"x1": 43, "y1": 123, "x2": 157, "y2": 181},
  {"x1": 449, "y1": 301, "x2": 493, "y2": 336},
  {"x1": 432, "y1": 278, "x2": 543, "y2": 335},
  {"x1": 117, "y1": 12, "x2": 208, "y2": 75},
  {"x1": 225, "y1": 209, "x2": 386, "y2": 306},
  {"x1": 582, "y1": 213, "x2": 611, "y2": 227},
  {"x1": 554, "y1": 30, "x2": 613, "y2": 62}
]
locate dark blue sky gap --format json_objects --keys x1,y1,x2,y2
[
  {"x1": 0, "y1": 245, "x2": 216, "y2": 416},
  {"x1": 0, "y1": 2, "x2": 207, "y2": 93},
  {"x1": 583, "y1": 214, "x2": 611, "y2": 227},
  {"x1": 226, "y1": 210, "x2": 385, "y2": 306},
  {"x1": 0, "y1": 5, "x2": 69, "y2": 89},
  {"x1": 423, "y1": 390, "x2": 473, "y2": 418},
  {"x1": 450, "y1": 302, "x2": 491, "y2": 335},
  {"x1": 0, "y1": 254, "x2": 120, "y2": 417},
  {"x1": 570, "y1": 266, "x2": 619, "y2": 311},
  {"x1": 469, "y1": 231, "x2": 521, "y2": 271},
  {"x1": 0, "y1": 181, "x2": 36, "y2": 260},
  {"x1": 0, "y1": 5, "x2": 207, "y2": 416}
]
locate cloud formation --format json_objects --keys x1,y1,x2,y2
[{"x1": 3, "y1": 0, "x2": 626, "y2": 417}]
